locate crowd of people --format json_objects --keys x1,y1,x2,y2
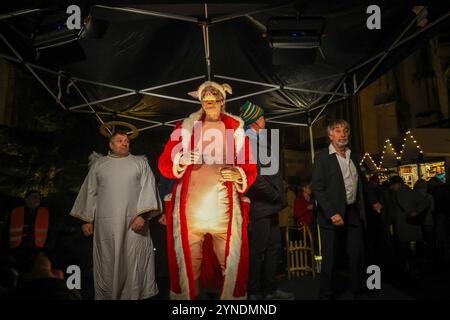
[{"x1": 0, "y1": 81, "x2": 449, "y2": 300}]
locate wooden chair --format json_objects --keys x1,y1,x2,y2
[{"x1": 285, "y1": 223, "x2": 316, "y2": 279}]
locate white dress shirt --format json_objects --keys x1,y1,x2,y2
[{"x1": 328, "y1": 144, "x2": 358, "y2": 205}]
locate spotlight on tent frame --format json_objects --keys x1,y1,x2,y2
[
  {"x1": 32, "y1": 10, "x2": 81, "y2": 50},
  {"x1": 267, "y1": 17, "x2": 325, "y2": 49},
  {"x1": 267, "y1": 16, "x2": 325, "y2": 65},
  {"x1": 31, "y1": 10, "x2": 89, "y2": 65}
]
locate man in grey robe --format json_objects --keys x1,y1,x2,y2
[{"x1": 70, "y1": 131, "x2": 162, "y2": 300}]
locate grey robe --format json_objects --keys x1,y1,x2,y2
[{"x1": 70, "y1": 154, "x2": 162, "y2": 300}]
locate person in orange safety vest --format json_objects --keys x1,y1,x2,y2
[{"x1": 9, "y1": 190, "x2": 50, "y2": 271}]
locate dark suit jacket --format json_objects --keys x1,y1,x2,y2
[
  {"x1": 311, "y1": 147, "x2": 377, "y2": 229},
  {"x1": 246, "y1": 134, "x2": 287, "y2": 221}
]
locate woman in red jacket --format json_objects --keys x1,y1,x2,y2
[{"x1": 294, "y1": 182, "x2": 313, "y2": 227}]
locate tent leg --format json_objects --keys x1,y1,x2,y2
[{"x1": 308, "y1": 114, "x2": 315, "y2": 164}]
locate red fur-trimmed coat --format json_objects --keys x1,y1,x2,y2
[{"x1": 158, "y1": 109, "x2": 257, "y2": 300}]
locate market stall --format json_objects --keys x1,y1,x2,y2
[
  {"x1": 379, "y1": 139, "x2": 400, "y2": 172},
  {"x1": 399, "y1": 128, "x2": 449, "y2": 185}
]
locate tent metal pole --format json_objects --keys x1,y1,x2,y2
[
  {"x1": 141, "y1": 91, "x2": 200, "y2": 104},
  {"x1": 348, "y1": 10, "x2": 450, "y2": 74},
  {"x1": 226, "y1": 87, "x2": 280, "y2": 102},
  {"x1": 309, "y1": 125, "x2": 315, "y2": 164},
  {"x1": 140, "y1": 76, "x2": 205, "y2": 92},
  {"x1": 0, "y1": 32, "x2": 68, "y2": 110},
  {"x1": 307, "y1": 94, "x2": 328, "y2": 110},
  {"x1": 20, "y1": 60, "x2": 69, "y2": 77},
  {"x1": 352, "y1": 74, "x2": 358, "y2": 94},
  {"x1": 265, "y1": 120, "x2": 308, "y2": 126},
  {"x1": 71, "y1": 110, "x2": 114, "y2": 115},
  {"x1": 211, "y1": 3, "x2": 293, "y2": 24},
  {"x1": 70, "y1": 81, "x2": 112, "y2": 134},
  {"x1": 245, "y1": 15, "x2": 266, "y2": 31},
  {"x1": 348, "y1": 51, "x2": 384, "y2": 73},
  {"x1": 202, "y1": 24, "x2": 212, "y2": 80},
  {"x1": 117, "y1": 114, "x2": 163, "y2": 125},
  {"x1": 286, "y1": 73, "x2": 344, "y2": 88},
  {"x1": 355, "y1": 9, "x2": 423, "y2": 93},
  {"x1": 312, "y1": 75, "x2": 347, "y2": 124},
  {"x1": 134, "y1": 123, "x2": 163, "y2": 132},
  {"x1": 214, "y1": 75, "x2": 280, "y2": 88},
  {"x1": 70, "y1": 77, "x2": 136, "y2": 92},
  {"x1": 266, "y1": 94, "x2": 348, "y2": 122},
  {"x1": 310, "y1": 96, "x2": 348, "y2": 113},
  {"x1": 267, "y1": 110, "x2": 305, "y2": 120},
  {"x1": 165, "y1": 118, "x2": 187, "y2": 124},
  {"x1": 25, "y1": 62, "x2": 136, "y2": 92},
  {"x1": 274, "y1": 77, "x2": 308, "y2": 110},
  {"x1": 69, "y1": 92, "x2": 137, "y2": 110},
  {"x1": 37, "y1": 38, "x2": 79, "y2": 50},
  {"x1": 276, "y1": 94, "x2": 303, "y2": 110},
  {"x1": 0, "y1": 53, "x2": 21, "y2": 63},
  {"x1": 284, "y1": 86, "x2": 347, "y2": 96},
  {"x1": 306, "y1": 112, "x2": 315, "y2": 164},
  {"x1": 0, "y1": 53, "x2": 136, "y2": 93},
  {"x1": 202, "y1": 4, "x2": 212, "y2": 81},
  {"x1": 312, "y1": 105, "x2": 328, "y2": 124},
  {"x1": 0, "y1": 8, "x2": 46, "y2": 20},
  {"x1": 394, "y1": 11, "x2": 450, "y2": 49},
  {"x1": 94, "y1": 5, "x2": 198, "y2": 23}
]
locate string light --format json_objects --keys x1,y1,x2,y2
[
  {"x1": 379, "y1": 138, "x2": 400, "y2": 168},
  {"x1": 359, "y1": 152, "x2": 381, "y2": 170},
  {"x1": 399, "y1": 130, "x2": 424, "y2": 158}
]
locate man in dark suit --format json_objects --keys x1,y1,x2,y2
[{"x1": 312, "y1": 119, "x2": 382, "y2": 299}]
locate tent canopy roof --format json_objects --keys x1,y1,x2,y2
[{"x1": 1, "y1": 1, "x2": 449, "y2": 132}]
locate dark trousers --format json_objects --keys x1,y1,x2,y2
[
  {"x1": 248, "y1": 215, "x2": 281, "y2": 295},
  {"x1": 319, "y1": 206, "x2": 364, "y2": 298},
  {"x1": 396, "y1": 240, "x2": 421, "y2": 278}
]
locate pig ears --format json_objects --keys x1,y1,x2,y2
[
  {"x1": 222, "y1": 83, "x2": 232, "y2": 95},
  {"x1": 188, "y1": 91, "x2": 199, "y2": 99},
  {"x1": 187, "y1": 82, "x2": 232, "y2": 100}
]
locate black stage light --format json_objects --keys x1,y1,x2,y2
[{"x1": 267, "y1": 16, "x2": 325, "y2": 65}]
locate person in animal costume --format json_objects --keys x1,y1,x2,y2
[{"x1": 158, "y1": 81, "x2": 257, "y2": 299}]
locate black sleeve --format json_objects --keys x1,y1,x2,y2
[
  {"x1": 250, "y1": 173, "x2": 284, "y2": 205},
  {"x1": 361, "y1": 173, "x2": 378, "y2": 205},
  {"x1": 311, "y1": 154, "x2": 335, "y2": 219}
]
